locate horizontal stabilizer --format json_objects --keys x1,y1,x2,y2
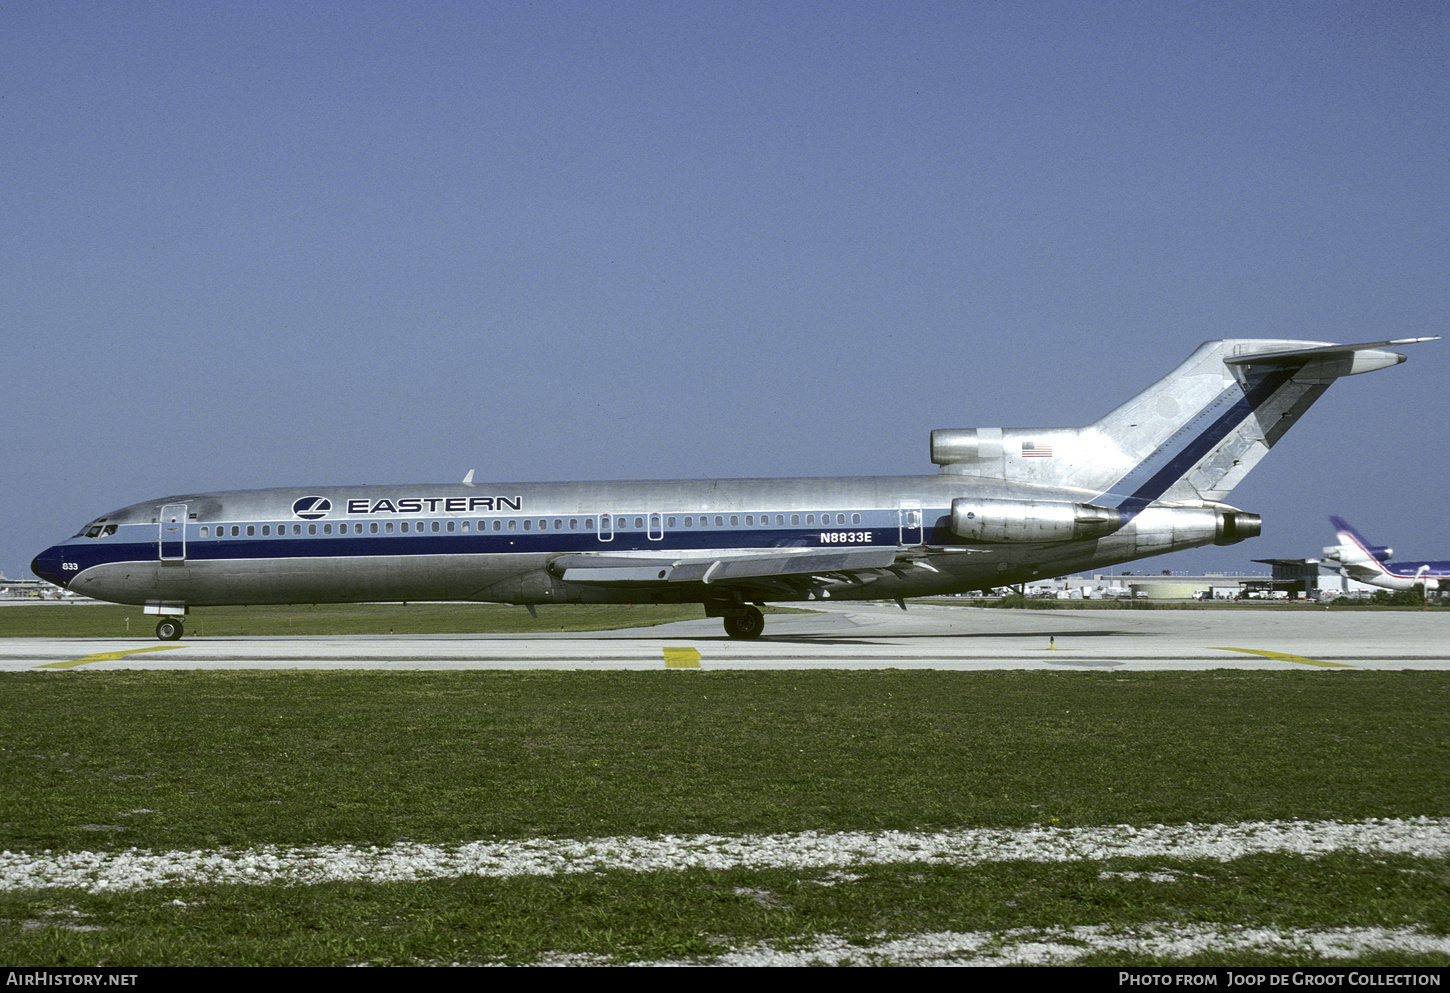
[{"x1": 1223, "y1": 337, "x2": 1438, "y2": 371}]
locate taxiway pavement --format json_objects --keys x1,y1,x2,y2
[{"x1": 2, "y1": 603, "x2": 1447, "y2": 670}]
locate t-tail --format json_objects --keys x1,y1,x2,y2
[{"x1": 932, "y1": 338, "x2": 1437, "y2": 529}]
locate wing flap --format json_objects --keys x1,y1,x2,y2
[{"x1": 556, "y1": 547, "x2": 901, "y2": 586}]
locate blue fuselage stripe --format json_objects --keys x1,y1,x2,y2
[{"x1": 45, "y1": 521, "x2": 949, "y2": 575}]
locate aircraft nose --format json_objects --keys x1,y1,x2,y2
[{"x1": 31, "y1": 549, "x2": 69, "y2": 588}]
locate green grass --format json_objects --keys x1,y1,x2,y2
[
  {"x1": 1, "y1": 670, "x2": 1446, "y2": 850},
  {"x1": 0, "y1": 669, "x2": 1447, "y2": 965}
]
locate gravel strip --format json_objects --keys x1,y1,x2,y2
[
  {"x1": 1, "y1": 817, "x2": 1446, "y2": 894},
  {"x1": 632, "y1": 924, "x2": 1450, "y2": 966}
]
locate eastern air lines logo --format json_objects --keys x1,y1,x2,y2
[{"x1": 292, "y1": 496, "x2": 332, "y2": 520}]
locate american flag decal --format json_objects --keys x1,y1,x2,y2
[{"x1": 1022, "y1": 441, "x2": 1053, "y2": 457}]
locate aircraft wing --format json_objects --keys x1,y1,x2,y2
[{"x1": 552, "y1": 546, "x2": 904, "y2": 597}]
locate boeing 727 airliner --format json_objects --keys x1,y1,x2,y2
[
  {"x1": 1322, "y1": 516, "x2": 1449, "y2": 594},
  {"x1": 32, "y1": 337, "x2": 1435, "y2": 640}
]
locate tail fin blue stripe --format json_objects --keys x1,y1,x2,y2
[
  {"x1": 1100, "y1": 367, "x2": 1297, "y2": 517},
  {"x1": 1331, "y1": 516, "x2": 1393, "y2": 563}
]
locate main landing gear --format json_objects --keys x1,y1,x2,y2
[
  {"x1": 722, "y1": 606, "x2": 765, "y2": 640},
  {"x1": 155, "y1": 617, "x2": 184, "y2": 641}
]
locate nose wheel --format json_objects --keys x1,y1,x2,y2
[{"x1": 155, "y1": 618, "x2": 184, "y2": 641}]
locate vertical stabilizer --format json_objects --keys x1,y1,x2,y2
[
  {"x1": 932, "y1": 337, "x2": 1432, "y2": 515},
  {"x1": 1088, "y1": 338, "x2": 1428, "y2": 513}
]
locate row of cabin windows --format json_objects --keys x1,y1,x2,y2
[
  {"x1": 665, "y1": 513, "x2": 862, "y2": 528},
  {"x1": 198, "y1": 512, "x2": 866, "y2": 539}
]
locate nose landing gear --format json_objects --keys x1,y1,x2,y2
[{"x1": 155, "y1": 617, "x2": 183, "y2": 641}]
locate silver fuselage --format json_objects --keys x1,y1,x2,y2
[
  {"x1": 31, "y1": 473, "x2": 1242, "y2": 609},
  {"x1": 34, "y1": 337, "x2": 1429, "y2": 629}
]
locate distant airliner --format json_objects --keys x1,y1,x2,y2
[
  {"x1": 32, "y1": 337, "x2": 1435, "y2": 640},
  {"x1": 1322, "y1": 516, "x2": 1449, "y2": 594}
]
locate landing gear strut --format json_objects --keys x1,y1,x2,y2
[
  {"x1": 155, "y1": 617, "x2": 183, "y2": 641},
  {"x1": 722, "y1": 606, "x2": 765, "y2": 640}
]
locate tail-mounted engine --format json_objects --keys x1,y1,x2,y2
[
  {"x1": 948, "y1": 498, "x2": 1261, "y2": 547},
  {"x1": 949, "y1": 498, "x2": 1121, "y2": 543},
  {"x1": 1214, "y1": 509, "x2": 1261, "y2": 545}
]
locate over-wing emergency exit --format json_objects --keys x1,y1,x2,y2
[{"x1": 32, "y1": 337, "x2": 1435, "y2": 640}]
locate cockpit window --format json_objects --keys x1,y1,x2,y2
[{"x1": 79, "y1": 523, "x2": 118, "y2": 539}]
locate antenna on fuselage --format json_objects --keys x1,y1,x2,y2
[{"x1": 462, "y1": 470, "x2": 475, "y2": 486}]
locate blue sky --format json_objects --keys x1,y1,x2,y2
[{"x1": 4, "y1": 0, "x2": 1445, "y2": 579}]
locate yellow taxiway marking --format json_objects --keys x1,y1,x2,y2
[
  {"x1": 1208, "y1": 647, "x2": 1350, "y2": 668},
  {"x1": 38, "y1": 646, "x2": 187, "y2": 669},
  {"x1": 663, "y1": 647, "x2": 702, "y2": 668}
]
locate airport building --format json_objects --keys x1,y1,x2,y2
[{"x1": 1025, "y1": 562, "x2": 1385, "y2": 601}]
